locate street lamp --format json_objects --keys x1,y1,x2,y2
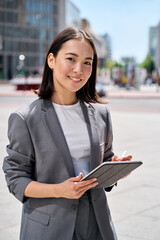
[
  {"x1": 17, "y1": 54, "x2": 25, "y2": 75},
  {"x1": 19, "y1": 54, "x2": 25, "y2": 61}
]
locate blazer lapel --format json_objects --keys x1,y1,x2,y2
[
  {"x1": 80, "y1": 101, "x2": 101, "y2": 171},
  {"x1": 41, "y1": 99, "x2": 75, "y2": 177}
]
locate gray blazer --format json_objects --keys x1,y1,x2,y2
[{"x1": 3, "y1": 99, "x2": 117, "y2": 240}]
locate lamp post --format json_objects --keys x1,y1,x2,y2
[{"x1": 17, "y1": 54, "x2": 25, "y2": 75}]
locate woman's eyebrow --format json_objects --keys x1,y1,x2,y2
[{"x1": 65, "y1": 52, "x2": 93, "y2": 60}]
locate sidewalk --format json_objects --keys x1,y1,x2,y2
[
  {"x1": 0, "y1": 88, "x2": 160, "y2": 240},
  {"x1": 105, "y1": 84, "x2": 160, "y2": 99},
  {"x1": 0, "y1": 83, "x2": 160, "y2": 98}
]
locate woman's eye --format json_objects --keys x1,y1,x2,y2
[
  {"x1": 67, "y1": 57, "x2": 75, "y2": 62},
  {"x1": 84, "y1": 62, "x2": 92, "y2": 66}
]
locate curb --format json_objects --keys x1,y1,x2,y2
[
  {"x1": 106, "y1": 91, "x2": 160, "y2": 99},
  {"x1": 0, "y1": 91, "x2": 35, "y2": 97},
  {"x1": 0, "y1": 90, "x2": 160, "y2": 99}
]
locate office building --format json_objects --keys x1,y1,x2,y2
[
  {"x1": 0, "y1": 0, "x2": 80, "y2": 81},
  {"x1": 81, "y1": 19, "x2": 107, "y2": 67},
  {"x1": 157, "y1": 22, "x2": 160, "y2": 72},
  {"x1": 65, "y1": 0, "x2": 80, "y2": 28},
  {"x1": 149, "y1": 26, "x2": 158, "y2": 67},
  {"x1": 58, "y1": 0, "x2": 80, "y2": 32},
  {"x1": 101, "y1": 33, "x2": 112, "y2": 60}
]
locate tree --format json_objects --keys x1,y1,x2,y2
[
  {"x1": 139, "y1": 53, "x2": 155, "y2": 74},
  {"x1": 105, "y1": 59, "x2": 125, "y2": 70}
]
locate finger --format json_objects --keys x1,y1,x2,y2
[
  {"x1": 67, "y1": 179, "x2": 98, "y2": 199},
  {"x1": 75, "y1": 172, "x2": 83, "y2": 181},
  {"x1": 74, "y1": 178, "x2": 97, "y2": 190},
  {"x1": 112, "y1": 155, "x2": 119, "y2": 161},
  {"x1": 72, "y1": 177, "x2": 98, "y2": 195},
  {"x1": 121, "y1": 155, "x2": 132, "y2": 161},
  {"x1": 76, "y1": 181, "x2": 98, "y2": 197},
  {"x1": 69, "y1": 172, "x2": 83, "y2": 182}
]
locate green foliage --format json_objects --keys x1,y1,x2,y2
[
  {"x1": 106, "y1": 59, "x2": 125, "y2": 70},
  {"x1": 106, "y1": 59, "x2": 117, "y2": 69},
  {"x1": 139, "y1": 53, "x2": 155, "y2": 73}
]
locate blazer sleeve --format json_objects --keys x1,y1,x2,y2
[
  {"x1": 103, "y1": 106, "x2": 116, "y2": 192},
  {"x1": 103, "y1": 106, "x2": 114, "y2": 162},
  {"x1": 3, "y1": 112, "x2": 35, "y2": 203}
]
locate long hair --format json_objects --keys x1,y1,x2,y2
[{"x1": 35, "y1": 27, "x2": 105, "y2": 103}]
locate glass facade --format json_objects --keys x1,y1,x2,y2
[
  {"x1": 0, "y1": 0, "x2": 59, "y2": 80},
  {"x1": 149, "y1": 26, "x2": 158, "y2": 67},
  {"x1": 65, "y1": 0, "x2": 80, "y2": 28}
]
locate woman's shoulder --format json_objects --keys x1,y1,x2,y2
[
  {"x1": 88, "y1": 102, "x2": 110, "y2": 115},
  {"x1": 10, "y1": 98, "x2": 42, "y2": 120},
  {"x1": 84, "y1": 101, "x2": 111, "y2": 122}
]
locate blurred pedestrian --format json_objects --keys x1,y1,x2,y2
[
  {"x1": 3, "y1": 27, "x2": 132, "y2": 240},
  {"x1": 156, "y1": 72, "x2": 160, "y2": 92}
]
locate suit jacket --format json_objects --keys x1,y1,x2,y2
[{"x1": 3, "y1": 98, "x2": 117, "y2": 240}]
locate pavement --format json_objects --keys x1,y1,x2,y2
[
  {"x1": 106, "y1": 85, "x2": 160, "y2": 99},
  {"x1": 0, "y1": 83, "x2": 160, "y2": 240}
]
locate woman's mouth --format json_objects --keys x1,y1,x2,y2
[{"x1": 68, "y1": 76, "x2": 82, "y2": 82}]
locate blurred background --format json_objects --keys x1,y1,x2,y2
[
  {"x1": 0, "y1": 1, "x2": 160, "y2": 240},
  {"x1": 0, "y1": 0, "x2": 160, "y2": 91}
]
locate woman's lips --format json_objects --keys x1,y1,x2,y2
[{"x1": 68, "y1": 76, "x2": 82, "y2": 82}]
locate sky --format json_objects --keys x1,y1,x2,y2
[{"x1": 73, "y1": 0, "x2": 160, "y2": 63}]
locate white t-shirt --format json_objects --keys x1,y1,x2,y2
[{"x1": 52, "y1": 101, "x2": 90, "y2": 177}]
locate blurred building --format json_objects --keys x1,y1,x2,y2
[
  {"x1": 81, "y1": 19, "x2": 107, "y2": 67},
  {"x1": 121, "y1": 57, "x2": 136, "y2": 65},
  {"x1": 65, "y1": 0, "x2": 80, "y2": 29},
  {"x1": 157, "y1": 22, "x2": 160, "y2": 73},
  {"x1": 58, "y1": 0, "x2": 80, "y2": 32},
  {"x1": 149, "y1": 22, "x2": 160, "y2": 72},
  {"x1": 149, "y1": 26, "x2": 158, "y2": 67},
  {"x1": 101, "y1": 33, "x2": 112, "y2": 60},
  {"x1": 0, "y1": 0, "x2": 80, "y2": 81}
]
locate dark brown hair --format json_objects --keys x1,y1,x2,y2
[{"x1": 35, "y1": 27, "x2": 104, "y2": 103}]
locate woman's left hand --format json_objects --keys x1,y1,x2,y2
[
  {"x1": 112, "y1": 154, "x2": 132, "y2": 178},
  {"x1": 112, "y1": 154, "x2": 132, "y2": 162}
]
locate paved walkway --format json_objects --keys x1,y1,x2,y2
[
  {"x1": 105, "y1": 84, "x2": 160, "y2": 99},
  {"x1": 0, "y1": 83, "x2": 160, "y2": 240}
]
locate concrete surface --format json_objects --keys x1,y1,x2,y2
[{"x1": 0, "y1": 85, "x2": 160, "y2": 240}]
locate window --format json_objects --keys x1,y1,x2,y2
[
  {"x1": 0, "y1": 11, "x2": 4, "y2": 22},
  {"x1": 5, "y1": 40, "x2": 13, "y2": 51}
]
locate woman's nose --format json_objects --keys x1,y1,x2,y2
[{"x1": 73, "y1": 63, "x2": 83, "y2": 74}]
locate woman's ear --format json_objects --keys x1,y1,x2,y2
[{"x1": 47, "y1": 53, "x2": 55, "y2": 70}]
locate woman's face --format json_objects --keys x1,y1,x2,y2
[{"x1": 48, "y1": 39, "x2": 94, "y2": 99}]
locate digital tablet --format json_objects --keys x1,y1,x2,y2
[{"x1": 81, "y1": 161, "x2": 143, "y2": 188}]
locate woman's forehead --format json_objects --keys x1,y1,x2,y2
[{"x1": 59, "y1": 39, "x2": 94, "y2": 58}]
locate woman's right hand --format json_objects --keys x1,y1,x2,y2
[
  {"x1": 57, "y1": 173, "x2": 98, "y2": 199},
  {"x1": 24, "y1": 173, "x2": 98, "y2": 199}
]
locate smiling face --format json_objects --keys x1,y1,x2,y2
[{"x1": 47, "y1": 39, "x2": 94, "y2": 104}]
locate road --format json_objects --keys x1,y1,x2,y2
[{"x1": 0, "y1": 95, "x2": 160, "y2": 240}]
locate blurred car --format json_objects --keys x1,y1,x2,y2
[
  {"x1": 96, "y1": 83, "x2": 106, "y2": 97},
  {"x1": 10, "y1": 76, "x2": 41, "y2": 90}
]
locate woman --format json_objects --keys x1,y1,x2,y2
[{"x1": 3, "y1": 27, "x2": 132, "y2": 240}]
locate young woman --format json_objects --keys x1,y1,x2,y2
[{"x1": 3, "y1": 27, "x2": 132, "y2": 240}]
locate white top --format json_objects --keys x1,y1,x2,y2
[{"x1": 52, "y1": 101, "x2": 90, "y2": 177}]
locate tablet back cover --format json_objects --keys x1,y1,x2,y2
[{"x1": 82, "y1": 161, "x2": 142, "y2": 188}]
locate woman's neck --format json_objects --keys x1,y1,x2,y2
[{"x1": 51, "y1": 91, "x2": 78, "y2": 105}]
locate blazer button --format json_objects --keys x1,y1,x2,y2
[{"x1": 72, "y1": 205, "x2": 78, "y2": 211}]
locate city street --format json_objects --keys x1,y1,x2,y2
[{"x1": 0, "y1": 94, "x2": 160, "y2": 240}]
